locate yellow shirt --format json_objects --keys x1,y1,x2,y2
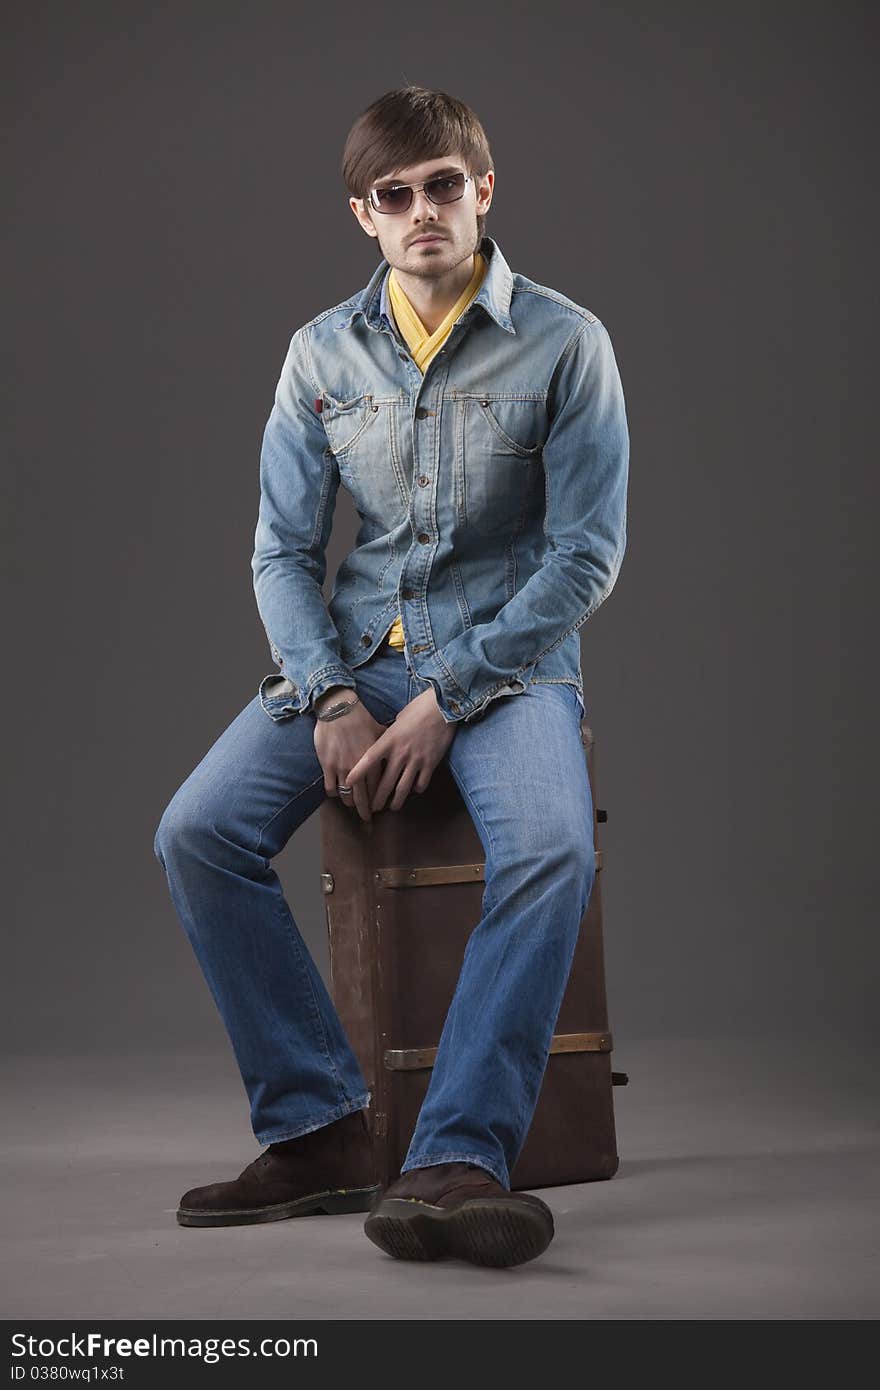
[{"x1": 383, "y1": 250, "x2": 488, "y2": 650}]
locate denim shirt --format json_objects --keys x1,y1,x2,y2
[{"x1": 252, "y1": 234, "x2": 629, "y2": 725}]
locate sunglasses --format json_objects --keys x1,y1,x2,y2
[{"x1": 367, "y1": 172, "x2": 472, "y2": 215}]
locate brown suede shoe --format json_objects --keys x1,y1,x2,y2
[
  {"x1": 363, "y1": 1161, "x2": 554, "y2": 1268},
  {"x1": 177, "y1": 1108, "x2": 379, "y2": 1227}
]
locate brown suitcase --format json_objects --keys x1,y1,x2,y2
[{"x1": 319, "y1": 720, "x2": 627, "y2": 1191}]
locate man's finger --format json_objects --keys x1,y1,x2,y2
[
  {"x1": 346, "y1": 747, "x2": 379, "y2": 784},
  {"x1": 348, "y1": 726, "x2": 394, "y2": 783},
  {"x1": 389, "y1": 763, "x2": 419, "y2": 812},
  {"x1": 348, "y1": 775, "x2": 372, "y2": 823},
  {"x1": 370, "y1": 758, "x2": 404, "y2": 813},
  {"x1": 366, "y1": 764, "x2": 383, "y2": 809}
]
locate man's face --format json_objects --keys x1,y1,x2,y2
[{"x1": 349, "y1": 153, "x2": 494, "y2": 278}]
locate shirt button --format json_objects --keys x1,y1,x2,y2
[
  {"x1": 401, "y1": 588, "x2": 415, "y2": 599},
  {"x1": 415, "y1": 406, "x2": 429, "y2": 419},
  {"x1": 418, "y1": 475, "x2": 429, "y2": 486},
  {"x1": 417, "y1": 532, "x2": 430, "y2": 544},
  {"x1": 449, "y1": 701, "x2": 460, "y2": 713},
  {"x1": 360, "y1": 634, "x2": 372, "y2": 647}
]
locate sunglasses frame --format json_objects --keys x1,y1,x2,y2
[{"x1": 366, "y1": 172, "x2": 472, "y2": 215}]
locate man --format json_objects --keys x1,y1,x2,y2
[{"x1": 153, "y1": 86, "x2": 629, "y2": 1269}]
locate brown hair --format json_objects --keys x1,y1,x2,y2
[{"x1": 342, "y1": 86, "x2": 494, "y2": 243}]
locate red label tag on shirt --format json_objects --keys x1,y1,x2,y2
[{"x1": 314, "y1": 397, "x2": 323, "y2": 413}]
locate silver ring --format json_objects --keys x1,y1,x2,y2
[{"x1": 337, "y1": 783, "x2": 352, "y2": 794}]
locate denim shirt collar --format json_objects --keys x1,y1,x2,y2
[{"x1": 334, "y1": 234, "x2": 516, "y2": 336}]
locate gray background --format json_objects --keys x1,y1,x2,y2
[
  {"x1": 4, "y1": 10, "x2": 877, "y2": 1068},
  {"x1": 4, "y1": 0, "x2": 878, "y2": 1326}
]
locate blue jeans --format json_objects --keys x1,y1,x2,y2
[{"x1": 152, "y1": 645, "x2": 595, "y2": 1189}]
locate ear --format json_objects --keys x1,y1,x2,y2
[
  {"x1": 475, "y1": 169, "x2": 494, "y2": 215},
  {"x1": 349, "y1": 196, "x2": 379, "y2": 239}
]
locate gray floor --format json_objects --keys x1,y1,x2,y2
[{"x1": 2, "y1": 1035, "x2": 877, "y2": 1320}]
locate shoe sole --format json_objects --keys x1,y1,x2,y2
[
  {"x1": 177, "y1": 1185, "x2": 381, "y2": 1227},
  {"x1": 363, "y1": 1197, "x2": 554, "y2": 1268}
]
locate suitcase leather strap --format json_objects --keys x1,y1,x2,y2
[{"x1": 384, "y1": 1030, "x2": 613, "y2": 1070}]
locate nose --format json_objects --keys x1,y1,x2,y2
[{"x1": 410, "y1": 188, "x2": 438, "y2": 220}]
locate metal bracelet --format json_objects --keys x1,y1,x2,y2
[{"x1": 315, "y1": 694, "x2": 361, "y2": 722}]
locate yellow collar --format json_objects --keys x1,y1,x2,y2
[{"x1": 388, "y1": 253, "x2": 487, "y2": 371}]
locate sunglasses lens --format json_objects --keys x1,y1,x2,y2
[
  {"x1": 426, "y1": 174, "x2": 466, "y2": 204},
  {"x1": 372, "y1": 186, "x2": 412, "y2": 213}
]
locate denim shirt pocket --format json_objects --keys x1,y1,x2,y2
[
  {"x1": 460, "y1": 394, "x2": 546, "y2": 538},
  {"x1": 320, "y1": 391, "x2": 409, "y2": 525}
]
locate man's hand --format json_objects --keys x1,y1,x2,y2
[
  {"x1": 345, "y1": 687, "x2": 457, "y2": 814},
  {"x1": 312, "y1": 689, "x2": 389, "y2": 824}
]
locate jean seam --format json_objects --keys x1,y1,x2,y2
[
  {"x1": 273, "y1": 894, "x2": 351, "y2": 1107},
  {"x1": 256, "y1": 1093, "x2": 372, "y2": 1147},
  {"x1": 401, "y1": 1151, "x2": 509, "y2": 1189},
  {"x1": 257, "y1": 765, "x2": 352, "y2": 1107},
  {"x1": 445, "y1": 761, "x2": 496, "y2": 864},
  {"x1": 255, "y1": 774, "x2": 325, "y2": 859}
]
